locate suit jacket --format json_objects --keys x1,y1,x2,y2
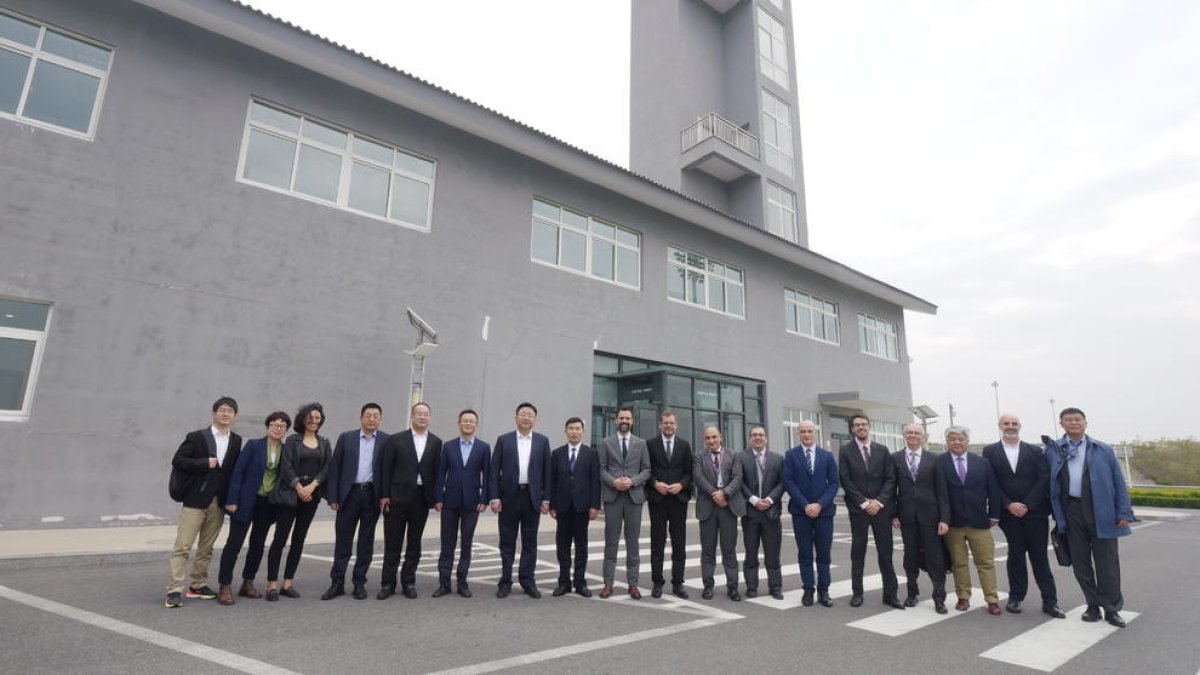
[
  {"x1": 739, "y1": 449, "x2": 784, "y2": 519},
  {"x1": 326, "y1": 429, "x2": 390, "y2": 506},
  {"x1": 693, "y1": 447, "x2": 746, "y2": 520},
  {"x1": 981, "y1": 441, "x2": 1048, "y2": 519},
  {"x1": 645, "y1": 435, "x2": 693, "y2": 504},
  {"x1": 435, "y1": 437, "x2": 491, "y2": 510},
  {"x1": 225, "y1": 437, "x2": 282, "y2": 523},
  {"x1": 937, "y1": 451, "x2": 1003, "y2": 529},
  {"x1": 598, "y1": 434, "x2": 651, "y2": 504},
  {"x1": 782, "y1": 445, "x2": 839, "y2": 518},
  {"x1": 891, "y1": 448, "x2": 950, "y2": 526},
  {"x1": 1046, "y1": 435, "x2": 1133, "y2": 539},
  {"x1": 548, "y1": 444, "x2": 601, "y2": 513},
  {"x1": 279, "y1": 433, "x2": 332, "y2": 502},
  {"x1": 838, "y1": 440, "x2": 896, "y2": 516},
  {"x1": 377, "y1": 429, "x2": 443, "y2": 505},
  {"x1": 488, "y1": 430, "x2": 552, "y2": 510},
  {"x1": 171, "y1": 427, "x2": 243, "y2": 510}
]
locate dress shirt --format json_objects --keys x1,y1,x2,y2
[
  {"x1": 459, "y1": 437, "x2": 473, "y2": 465},
  {"x1": 517, "y1": 433, "x2": 532, "y2": 484},
  {"x1": 1066, "y1": 439, "x2": 1085, "y2": 498},
  {"x1": 749, "y1": 449, "x2": 768, "y2": 505},
  {"x1": 413, "y1": 431, "x2": 428, "y2": 485},
  {"x1": 662, "y1": 435, "x2": 675, "y2": 458},
  {"x1": 355, "y1": 431, "x2": 377, "y2": 483},
  {"x1": 906, "y1": 447, "x2": 922, "y2": 478},
  {"x1": 211, "y1": 425, "x2": 230, "y2": 466},
  {"x1": 1002, "y1": 441, "x2": 1020, "y2": 473},
  {"x1": 711, "y1": 450, "x2": 724, "y2": 489}
]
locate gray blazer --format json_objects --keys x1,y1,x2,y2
[
  {"x1": 693, "y1": 447, "x2": 747, "y2": 520},
  {"x1": 599, "y1": 433, "x2": 651, "y2": 504},
  {"x1": 739, "y1": 449, "x2": 784, "y2": 519}
]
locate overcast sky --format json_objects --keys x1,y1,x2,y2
[{"x1": 245, "y1": 0, "x2": 1200, "y2": 443}]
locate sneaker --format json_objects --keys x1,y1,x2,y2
[
  {"x1": 164, "y1": 592, "x2": 183, "y2": 608},
  {"x1": 186, "y1": 585, "x2": 217, "y2": 600}
]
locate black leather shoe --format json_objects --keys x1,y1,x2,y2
[
  {"x1": 1081, "y1": 605, "x2": 1101, "y2": 622},
  {"x1": 432, "y1": 586, "x2": 452, "y2": 598},
  {"x1": 935, "y1": 601, "x2": 948, "y2": 614},
  {"x1": 522, "y1": 585, "x2": 542, "y2": 599},
  {"x1": 575, "y1": 586, "x2": 593, "y2": 598},
  {"x1": 770, "y1": 589, "x2": 784, "y2": 600},
  {"x1": 457, "y1": 584, "x2": 472, "y2": 598},
  {"x1": 904, "y1": 594, "x2": 918, "y2": 608},
  {"x1": 651, "y1": 583, "x2": 663, "y2": 599},
  {"x1": 402, "y1": 585, "x2": 418, "y2": 599},
  {"x1": 672, "y1": 584, "x2": 689, "y2": 599},
  {"x1": 377, "y1": 585, "x2": 395, "y2": 600},
  {"x1": 884, "y1": 596, "x2": 906, "y2": 610},
  {"x1": 727, "y1": 587, "x2": 741, "y2": 602},
  {"x1": 818, "y1": 593, "x2": 834, "y2": 608},
  {"x1": 745, "y1": 588, "x2": 758, "y2": 598},
  {"x1": 320, "y1": 584, "x2": 344, "y2": 601},
  {"x1": 278, "y1": 586, "x2": 300, "y2": 599},
  {"x1": 802, "y1": 591, "x2": 814, "y2": 606},
  {"x1": 701, "y1": 586, "x2": 714, "y2": 600},
  {"x1": 352, "y1": 584, "x2": 367, "y2": 600},
  {"x1": 1006, "y1": 599, "x2": 1023, "y2": 614},
  {"x1": 1105, "y1": 610, "x2": 1126, "y2": 628},
  {"x1": 552, "y1": 584, "x2": 570, "y2": 597},
  {"x1": 849, "y1": 594, "x2": 864, "y2": 607},
  {"x1": 1042, "y1": 603, "x2": 1066, "y2": 619},
  {"x1": 496, "y1": 585, "x2": 511, "y2": 599}
]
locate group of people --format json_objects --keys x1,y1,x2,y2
[{"x1": 165, "y1": 398, "x2": 1133, "y2": 629}]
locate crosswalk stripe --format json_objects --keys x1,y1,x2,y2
[
  {"x1": 980, "y1": 606, "x2": 1139, "y2": 671},
  {"x1": 847, "y1": 588, "x2": 1009, "y2": 635}
]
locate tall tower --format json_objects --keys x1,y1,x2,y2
[{"x1": 630, "y1": 0, "x2": 808, "y2": 247}]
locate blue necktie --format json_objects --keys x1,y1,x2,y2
[{"x1": 569, "y1": 447, "x2": 577, "y2": 472}]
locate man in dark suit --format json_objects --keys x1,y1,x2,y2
[
  {"x1": 645, "y1": 410, "x2": 693, "y2": 599},
  {"x1": 782, "y1": 420, "x2": 838, "y2": 607},
  {"x1": 938, "y1": 425, "x2": 1004, "y2": 615},
  {"x1": 694, "y1": 425, "x2": 745, "y2": 601},
  {"x1": 598, "y1": 406, "x2": 651, "y2": 599},
  {"x1": 1047, "y1": 407, "x2": 1133, "y2": 628},
  {"x1": 838, "y1": 414, "x2": 902, "y2": 609},
  {"x1": 433, "y1": 409, "x2": 490, "y2": 598},
  {"x1": 548, "y1": 417, "x2": 601, "y2": 597},
  {"x1": 165, "y1": 396, "x2": 243, "y2": 608},
  {"x1": 489, "y1": 402, "x2": 552, "y2": 598},
  {"x1": 891, "y1": 424, "x2": 950, "y2": 613},
  {"x1": 321, "y1": 403, "x2": 389, "y2": 601},
  {"x1": 739, "y1": 426, "x2": 784, "y2": 600},
  {"x1": 376, "y1": 401, "x2": 442, "y2": 600},
  {"x1": 982, "y1": 413, "x2": 1064, "y2": 618}
]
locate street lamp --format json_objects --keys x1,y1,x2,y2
[
  {"x1": 909, "y1": 404, "x2": 939, "y2": 438},
  {"x1": 1049, "y1": 398, "x2": 1056, "y2": 438},
  {"x1": 405, "y1": 308, "x2": 438, "y2": 407}
]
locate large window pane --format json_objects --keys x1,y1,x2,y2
[
  {"x1": 720, "y1": 383, "x2": 744, "y2": 412},
  {"x1": 0, "y1": 299, "x2": 50, "y2": 330},
  {"x1": 709, "y1": 279, "x2": 726, "y2": 312},
  {"x1": 243, "y1": 129, "x2": 295, "y2": 189},
  {"x1": 352, "y1": 136, "x2": 393, "y2": 165},
  {"x1": 728, "y1": 286, "x2": 745, "y2": 317},
  {"x1": 560, "y1": 227, "x2": 587, "y2": 271},
  {"x1": 687, "y1": 270, "x2": 705, "y2": 304},
  {"x1": 390, "y1": 173, "x2": 431, "y2": 226},
  {"x1": 293, "y1": 144, "x2": 341, "y2": 202},
  {"x1": 0, "y1": 336, "x2": 35, "y2": 411},
  {"x1": 0, "y1": 14, "x2": 39, "y2": 46},
  {"x1": 395, "y1": 152, "x2": 434, "y2": 178},
  {"x1": 300, "y1": 119, "x2": 346, "y2": 149},
  {"x1": 616, "y1": 247, "x2": 639, "y2": 286},
  {"x1": 591, "y1": 240, "x2": 614, "y2": 280},
  {"x1": 531, "y1": 220, "x2": 558, "y2": 263},
  {"x1": 42, "y1": 30, "x2": 110, "y2": 69},
  {"x1": 695, "y1": 380, "x2": 719, "y2": 410},
  {"x1": 533, "y1": 200, "x2": 559, "y2": 221},
  {"x1": 668, "y1": 265, "x2": 686, "y2": 301},
  {"x1": 348, "y1": 161, "x2": 389, "y2": 216},
  {"x1": 0, "y1": 48, "x2": 30, "y2": 114},
  {"x1": 665, "y1": 374, "x2": 692, "y2": 408},
  {"x1": 22, "y1": 60, "x2": 99, "y2": 132},
  {"x1": 593, "y1": 377, "x2": 618, "y2": 407},
  {"x1": 250, "y1": 101, "x2": 300, "y2": 134}
]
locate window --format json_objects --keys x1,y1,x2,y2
[
  {"x1": 858, "y1": 313, "x2": 899, "y2": 361},
  {"x1": 531, "y1": 198, "x2": 641, "y2": 288},
  {"x1": 782, "y1": 408, "x2": 822, "y2": 449},
  {"x1": 763, "y1": 0, "x2": 786, "y2": 12},
  {"x1": 785, "y1": 288, "x2": 839, "y2": 344},
  {"x1": 761, "y1": 90, "x2": 794, "y2": 177},
  {"x1": 238, "y1": 100, "x2": 436, "y2": 229},
  {"x1": 0, "y1": 298, "x2": 51, "y2": 421},
  {"x1": 765, "y1": 181, "x2": 798, "y2": 242},
  {"x1": 667, "y1": 246, "x2": 745, "y2": 318},
  {"x1": 757, "y1": 8, "x2": 789, "y2": 89},
  {"x1": 874, "y1": 421, "x2": 905, "y2": 452},
  {"x1": 0, "y1": 10, "x2": 111, "y2": 138}
]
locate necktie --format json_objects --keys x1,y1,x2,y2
[
  {"x1": 805, "y1": 448, "x2": 813, "y2": 473},
  {"x1": 755, "y1": 452, "x2": 764, "y2": 491},
  {"x1": 621, "y1": 436, "x2": 628, "y2": 461},
  {"x1": 665, "y1": 439, "x2": 672, "y2": 458},
  {"x1": 1065, "y1": 439, "x2": 1082, "y2": 460},
  {"x1": 908, "y1": 452, "x2": 919, "y2": 480},
  {"x1": 569, "y1": 447, "x2": 577, "y2": 472},
  {"x1": 956, "y1": 455, "x2": 966, "y2": 483},
  {"x1": 861, "y1": 445, "x2": 871, "y2": 468},
  {"x1": 711, "y1": 452, "x2": 721, "y2": 487}
]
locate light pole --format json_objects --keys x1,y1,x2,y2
[
  {"x1": 1049, "y1": 398, "x2": 1056, "y2": 438},
  {"x1": 991, "y1": 381, "x2": 1000, "y2": 418},
  {"x1": 405, "y1": 308, "x2": 438, "y2": 407}
]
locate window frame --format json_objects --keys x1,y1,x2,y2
[
  {"x1": 784, "y1": 288, "x2": 840, "y2": 345},
  {"x1": 666, "y1": 245, "x2": 746, "y2": 319},
  {"x1": 0, "y1": 299, "x2": 52, "y2": 422},
  {"x1": 529, "y1": 197, "x2": 642, "y2": 290},
  {"x1": 857, "y1": 312, "x2": 900, "y2": 361},
  {"x1": 756, "y1": 7, "x2": 790, "y2": 89},
  {"x1": 765, "y1": 181, "x2": 798, "y2": 243},
  {"x1": 782, "y1": 407, "x2": 822, "y2": 449},
  {"x1": 874, "y1": 421, "x2": 905, "y2": 452},
  {"x1": 760, "y1": 89, "x2": 795, "y2": 178}
]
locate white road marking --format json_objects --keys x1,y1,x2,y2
[
  {"x1": 848, "y1": 588, "x2": 1009, "y2": 635},
  {"x1": 980, "y1": 606, "x2": 1140, "y2": 671}
]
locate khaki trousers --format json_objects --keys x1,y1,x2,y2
[
  {"x1": 166, "y1": 497, "x2": 225, "y2": 594},
  {"x1": 945, "y1": 525, "x2": 998, "y2": 603}
]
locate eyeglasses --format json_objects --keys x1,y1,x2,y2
[{"x1": 268, "y1": 422, "x2": 289, "y2": 429}]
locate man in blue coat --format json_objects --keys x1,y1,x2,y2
[
  {"x1": 489, "y1": 402, "x2": 552, "y2": 598},
  {"x1": 782, "y1": 420, "x2": 839, "y2": 608},
  {"x1": 433, "y1": 409, "x2": 491, "y2": 598},
  {"x1": 1046, "y1": 407, "x2": 1133, "y2": 628}
]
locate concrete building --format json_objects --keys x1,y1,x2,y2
[{"x1": 0, "y1": 0, "x2": 934, "y2": 526}]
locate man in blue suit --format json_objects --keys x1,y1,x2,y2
[
  {"x1": 937, "y1": 425, "x2": 1004, "y2": 615},
  {"x1": 1047, "y1": 407, "x2": 1133, "y2": 628},
  {"x1": 548, "y1": 417, "x2": 601, "y2": 597},
  {"x1": 432, "y1": 409, "x2": 490, "y2": 598},
  {"x1": 321, "y1": 403, "x2": 389, "y2": 601},
  {"x1": 782, "y1": 420, "x2": 838, "y2": 608},
  {"x1": 489, "y1": 402, "x2": 552, "y2": 598}
]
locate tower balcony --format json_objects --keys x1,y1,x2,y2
[{"x1": 680, "y1": 113, "x2": 761, "y2": 182}]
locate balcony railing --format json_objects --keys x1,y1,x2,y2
[{"x1": 680, "y1": 113, "x2": 760, "y2": 159}]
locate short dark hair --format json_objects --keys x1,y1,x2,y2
[
  {"x1": 1059, "y1": 407, "x2": 1086, "y2": 420},
  {"x1": 212, "y1": 396, "x2": 238, "y2": 414},
  {"x1": 361, "y1": 402, "x2": 382, "y2": 417},
  {"x1": 294, "y1": 402, "x2": 324, "y2": 433},
  {"x1": 411, "y1": 401, "x2": 430, "y2": 414},
  {"x1": 458, "y1": 408, "x2": 478, "y2": 422},
  {"x1": 848, "y1": 414, "x2": 870, "y2": 429},
  {"x1": 659, "y1": 409, "x2": 677, "y2": 421},
  {"x1": 616, "y1": 406, "x2": 634, "y2": 417},
  {"x1": 565, "y1": 416, "x2": 584, "y2": 429},
  {"x1": 264, "y1": 411, "x2": 291, "y2": 428},
  {"x1": 516, "y1": 402, "x2": 538, "y2": 416}
]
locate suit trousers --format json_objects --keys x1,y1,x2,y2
[
  {"x1": 741, "y1": 509, "x2": 782, "y2": 592},
  {"x1": 381, "y1": 497, "x2": 431, "y2": 588},
  {"x1": 218, "y1": 496, "x2": 276, "y2": 585},
  {"x1": 848, "y1": 511, "x2": 899, "y2": 598},
  {"x1": 603, "y1": 493, "x2": 643, "y2": 586},
  {"x1": 998, "y1": 514, "x2": 1057, "y2": 603},
  {"x1": 1065, "y1": 498, "x2": 1123, "y2": 612},
  {"x1": 166, "y1": 497, "x2": 225, "y2": 594},
  {"x1": 945, "y1": 525, "x2": 998, "y2": 603},
  {"x1": 792, "y1": 514, "x2": 833, "y2": 593},
  {"x1": 555, "y1": 506, "x2": 591, "y2": 587},
  {"x1": 899, "y1": 518, "x2": 946, "y2": 601},
  {"x1": 268, "y1": 497, "x2": 319, "y2": 582},
  {"x1": 330, "y1": 485, "x2": 380, "y2": 586},
  {"x1": 438, "y1": 507, "x2": 480, "y2": 588},
  {"x1": 699, "y1": 506, "x2": 739, "y2": 589},
  {"x1": 648, "y1": 498, "x2": 688, "y2": 586},
  {"x1": 497, "y1": 492, "x2": 540, "y2": 588}
]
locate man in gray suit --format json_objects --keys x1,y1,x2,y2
[
  {"x1": 694, "y1": 425, "x2": 746, "y2": 601},
  {"x1": 740, "y1": 426, "x2": 784, "y2": 600},
  {"x1": 598, "y1": 407, "x2": 651, "y2": 599}
]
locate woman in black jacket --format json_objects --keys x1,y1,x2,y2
[{"x1": 265, "y1": 402, "x2": 331, "y2": 600}]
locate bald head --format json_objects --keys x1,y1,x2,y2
[
  {"x1": 999, "y1": 413, "x2": 1021, "y2": 442},
  {"x1": 903, "y1": 423, "x2": 925, "y2": 450}
]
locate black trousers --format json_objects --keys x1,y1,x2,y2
[
  {"x1": 268, "y1": 497, "x2": 318, "y2": 581},
  {"x1": 438, "y1": 507, "x2": 480, "y2": 588},
  {"x1": 218, "y1": 496, "x2": 276, "y2": 585},
  {"x1": 741, "y1": 509, "x2": 782, "y2": 592},
  {"x1": 497, "y1": 492, "x2": 540, "y2": 588},
  {"x1": 998, "y1": 514, "x2": 1057, "y2": 603},
  {"x1": 849, "y1": 511, "x2": 898, "y2": 597},
  {"x1": 555, "y1": 506, "x2": 591, "y2": 587},
  {"x1": 329, "y1": 484, "x2": 379, "y2": 586},
  {"x1": 380, "y1": 497, "x2": 431, "y2": 589},
  {"x1": 648, "y1": 498, "x2": 688, "y2": 586},
  {"x1": 898, "y1": 516, "x2": 946, "y2": 601},
  {"x1": 1065, "y1": 498, "x2": 1122, "y2": 612}
]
